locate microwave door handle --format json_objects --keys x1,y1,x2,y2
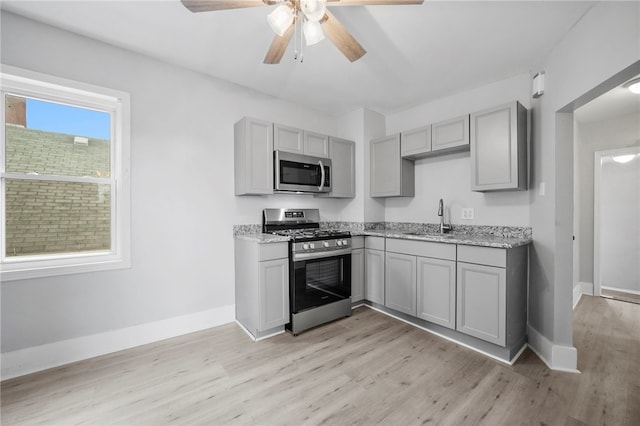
[{"x1": 318, "y1": 160, "x2": 325, "y2": 192}]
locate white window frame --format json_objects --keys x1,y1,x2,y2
[{"x1": 0, "y1": 65, "x2": 131, "y2": 281}]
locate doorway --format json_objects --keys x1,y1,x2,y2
[{"x1": 594, "y1": 146, "x2": 640, "y2": 304}]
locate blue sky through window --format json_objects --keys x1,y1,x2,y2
[{"x1": 26, "y1": 98, "x2": 110, "y2": 140}]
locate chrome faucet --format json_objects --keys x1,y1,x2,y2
[{"x1": 438, "y1": 198, "x2": 452, "y2": 234}]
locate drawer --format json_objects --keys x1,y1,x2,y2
[
  {"x1": 259, "y1": 242, "x2": 289, "y2": 261},
  {"x1": 365, "y1": 236, "x2": 385, "y2": 251},
  {"x1": 457, "y1": 245, "x2": 506, "y2": 268},
  {"x1": 386, "y1": 238, "x2": 456, "y2": 261}
]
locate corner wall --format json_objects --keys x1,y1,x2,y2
[
  {"x1": 528, "y1": 1, "x2": 640, "y2": 370},
  {"x1": 0, "y1": 11, "x2": 359, "y2": 378}
]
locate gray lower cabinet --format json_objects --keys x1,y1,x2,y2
[
  {"x1": 365, "y1": 237, "x2": 385, "y2": 304},
  {"x1": 370, "y1": 134, "x2": 414, "y2": 197},
  {"x1": 470, "y1": 101, "x2": 527, "y2": 191},
  {"x1": 417, "y1": 256, "x2": 456, "y2": 329},
  {"x1": 456, "y1": 261, "x2": 506, "y2": 345},
  {"x1": 235, "y1": 239, "x2": 289, "y2": 339},
  {"x1": 351, "y1": 237, "x2": 365, "y2": 303},
  {"x1": 455, "y1": 245, "x2": 527, "y2": 348},
  {"x1": 234, "y1": 117, "x2": 273, "y2": 195},
  {"x1": 385, "y1": 251, "x2": 417, "y2": 316}
]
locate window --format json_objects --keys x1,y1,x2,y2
[{"x1": 1, "y1": 65, "x2": 130, "y2": 280}]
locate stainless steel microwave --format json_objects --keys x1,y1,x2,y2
[{"x1": 274, "y1": 150, "x2": 331, "y2": 193}]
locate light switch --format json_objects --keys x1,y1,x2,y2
[{"x1": 539, "y1": 182, "x2": 546, "y2": 196}]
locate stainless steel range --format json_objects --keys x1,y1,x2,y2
[{"x1": 263, "y1": 208, "x2": 352, "y2": 335}]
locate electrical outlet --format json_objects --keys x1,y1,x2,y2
[{"x1": 461, "y1": 208, "x2": 474, "y2": 220}]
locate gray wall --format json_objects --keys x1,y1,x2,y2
[
  {"x1": 529, "y1": 1, "x2": 640, "y2": 351},
  {"x1": 0, "y1": 11, "x2": 357, "y2": 352},
  {"x1": 575, "y1": 113, "x2": 640, "y2": 286}
]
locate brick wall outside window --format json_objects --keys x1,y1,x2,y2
[{"x1": 5, "y1": 125, "x2": 111, "y2": 256}]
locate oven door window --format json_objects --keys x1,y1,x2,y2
[{"x1": 292, "y1": 254, "x2": 351, "y2": 313}]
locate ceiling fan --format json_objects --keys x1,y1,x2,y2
[{"x1": 181, "y1": 0, "x2": 424, "y2": 64}]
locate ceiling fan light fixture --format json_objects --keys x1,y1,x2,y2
[
  {"x1": 300, "y1": 0, "x2": 327, "y2": 22},
  {"x1": 268, "y1": 4, "x2": 294, "y2": 36},
  {"x1": 303, "y1": 20, "x2": 325, "y2": 46}
]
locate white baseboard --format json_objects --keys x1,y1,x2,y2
[
  {"x1": 527, "y1": 324, "x2": 579, "y2": 373},
  {"x1": 1, "y1": 305, "x2": 235, "y2": 381},
  {"x1": 573, "y1": 281, "x2": 593, "y2": 310},
  {"x1": 601, "y1": 285, "x2": 640, "y2": 296}
]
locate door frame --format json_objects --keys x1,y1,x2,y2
[{"x1": 593, "y1": 145, "x2": 640, "y2": 296}]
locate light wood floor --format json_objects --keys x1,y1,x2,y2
[{"x1": 2, "y1": 295, "x2": 639, "y2": 425}]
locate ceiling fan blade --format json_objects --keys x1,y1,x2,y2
[
  {"x1": 181, "y1": 0, "x2": 274, "y2": 13},
  {"x1": 328, "y1": 0, "x2": 423, "y2": 5},
  {"x1": 264, "y1": 23, "x2": 295, "y2": 64},
  {"x1": 321, "y1": 10, "x2": 367, "y2": 62}
]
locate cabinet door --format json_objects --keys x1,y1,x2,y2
[
  {"x1": 274, "y1": 123, "x2": 304, "y2": 154},
  {"x1": 385, "y1": 252, "x2": 417, "y2": 316},
  {"x1": 234, "y1": 117, "x2": 273, "y2": 195},
  {"x1": 456, "y1": 262, "x2": 506, "y2": 346},
  {"x1": 470, "y1": 102, "x2": 527, "y2": 191},
  {"x1": 417, "y1": 257, "x2": 456, "y2": 329},
  {"x1": 431, "y1": 115, "x2": 470, "y2": 152},
  {"x1": 304, "y1": 131, "x2": 330, "y2": 158},
  {"x1": 259, "y1": 258, "x2": 290, "y2": 330},
  {"x1": 401, "y1": 125, "x2": 431, "y2": 159},
  {"x1": 351, "y1": 248, "x2": 365, "y2": 303},
  {"x1": 324, "y1": 137, "x2": 355, "y2": 198},
  {"x1": 365, "y1": 248, "x2": 385, "y2": 305},
  {"x1": 371, "y1": 134, "x2": 414, "y2": 197}
]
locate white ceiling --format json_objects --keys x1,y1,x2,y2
[{"x1": 2, "y1": 0, "x2": 599, "y2": 116}]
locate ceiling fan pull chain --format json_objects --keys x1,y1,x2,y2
[
  {"x1": 300, "y1": 19, "x2": 305, "y2": 63},
  {"x1": 293, "y1": 10, "x2": 299, "y2": 60}
]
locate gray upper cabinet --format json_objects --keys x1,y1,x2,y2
[
  {"x1": 273, "y1": 123, "x2": 304, "y2": 154},
  {"x1": 431, "y1": 115, "x2": 470, "y2": 152},
  {"x1": 304, "y1": 130, "x2": 330, "y2": 158},
  {"x1": 370, "y1": 134, "x2": 415, "y2": 197},
  {"x1": 470, "y1": 102, "x2": 527, "y2": 191},
  {"x1": 234, "y1": 117, "x2": 273, "y2": 195},
  {"x1": 400, "y1": 125, "x2": 431, "y2": 159},
  {"x1": 274, "y1": 124, "x2": 329, "y2": 158},
  {"x1": 323, "y1": 137, "x2": 355, "y2": 198}
]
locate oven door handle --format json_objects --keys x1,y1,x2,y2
[
  {"x1": 293, "y1": 248, "x2": 352, "y2": 262},
  {"x1": 318, "y1": 160, "x2": 325, "y2": 192}
]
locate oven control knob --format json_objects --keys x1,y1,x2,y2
[
  {"x1": 323, "y1": 241, "x2": 330, "y2": 248},
  {"x1": 309, "y1": 243, "x2": 315, "y2": 249},
  {"x1": 337, "y1": 240, "x2": 343, "y2": 246},
  {"x1": 342, "y1": 239, "x2": 349, "y2": 246},
  {"x1": 302, "y1": 243, "x2": 310, "y2": 250}
]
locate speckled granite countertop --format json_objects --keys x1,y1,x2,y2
[
  {"x1": 234, "y1": 233, "x2": 289, "y2": 244},
  {"x1": 354, "y1": 230, "x2": 531, "y2": 249},
  {"x1": 234, "y1": 222, "x2": 532, "y2": 248}
]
